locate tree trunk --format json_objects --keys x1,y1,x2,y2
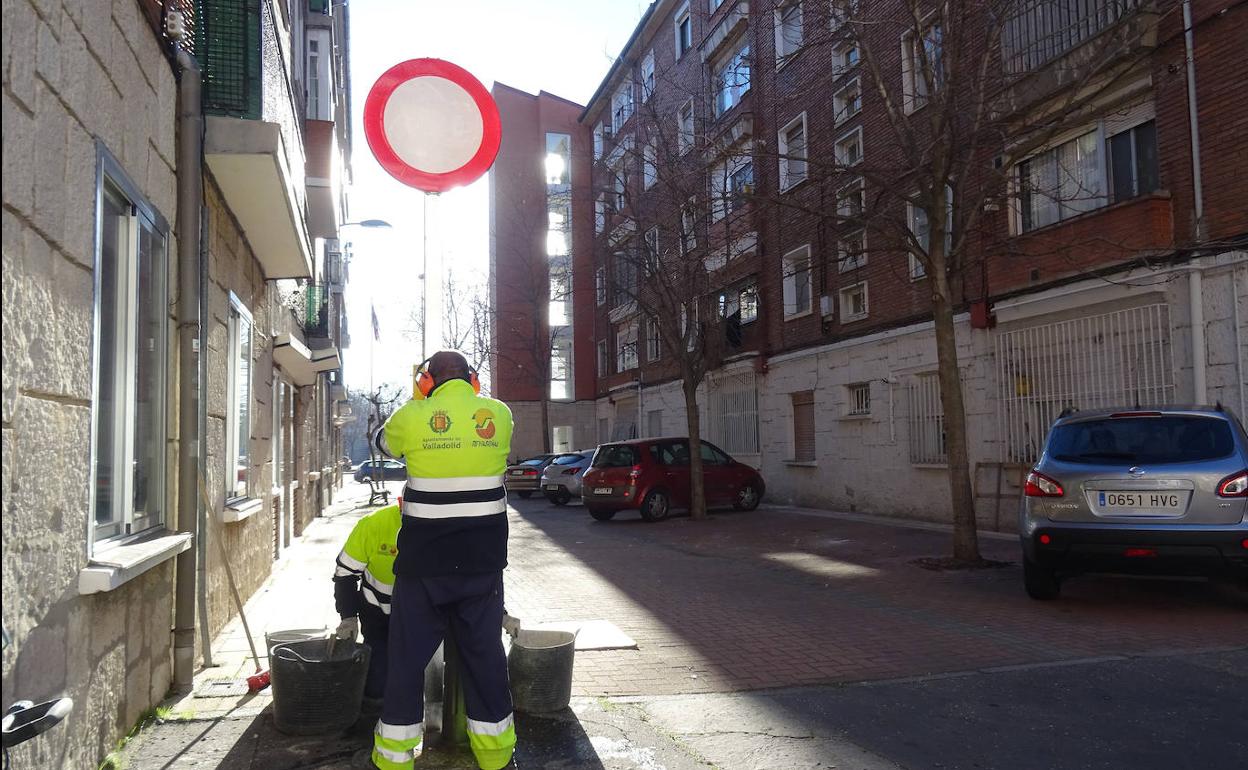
[
  {"x1": 683, "y1": 380, "x2": 708, "y2": 521},
  {"x1": 931, "y1": 280, "x2": 981, "y2": 562},
  {"x1": 539, "y1": 397, "x2": 551, "y2": 453}
]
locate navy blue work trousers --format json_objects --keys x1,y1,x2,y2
[{"x1": 381, "y1": 571, "x2": 512, "y2": 734}]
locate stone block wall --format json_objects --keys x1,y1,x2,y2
[{"x1": 2, "y1": 1, "x2": 179, "y2": 766}]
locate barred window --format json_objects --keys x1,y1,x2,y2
[{"x1": 908, "y1": 374, "x2": 946, "y2": 464}]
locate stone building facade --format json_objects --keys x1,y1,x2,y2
[{"x1": 1, "y1": 1, "x2": 355, "y2": 767}]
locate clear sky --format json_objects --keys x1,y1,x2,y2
[{"x1": 342, "y1": 0, "x2": 648, "y2": 392}]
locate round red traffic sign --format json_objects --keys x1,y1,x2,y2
[{"x1": 363, "y1": 58, "x2": 501, "y2": 193}]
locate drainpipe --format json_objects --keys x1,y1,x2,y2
[
  {"x1": 172, "y1": 42, "x2": 204, "y2": 693},
  {"x1": 1182, "y1": 0, "x2": 1207, "y2": 404},
  {"x1": 197, "y1": 205, "x2": 213, "y2": 668}
]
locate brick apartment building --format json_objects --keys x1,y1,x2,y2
[
  {"x1": 2, "y1": 1, "x2": 355, "y2": 766},
  {"x1": 491, "y1": 0, "x2": 1247, "y2": 522},
  {"x1": 489, "y1": 84, "x2": 599, "y2": 458}
]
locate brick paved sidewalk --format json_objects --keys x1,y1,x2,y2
[{"x1": 503, "y1": 498, "x2": 1248, "y2": 697}]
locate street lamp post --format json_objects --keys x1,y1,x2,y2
[{"x1": 338, "y1": 219, "x2": 392, "y2": 394}]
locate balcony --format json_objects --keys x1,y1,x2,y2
[
  {"x1": 279, "y1": 282, "x2": 342, "y2": 375},
  {"x1": 305, "y1": 119, "x2": 343, "y2": 239},
  {"x1": 996, "y1": 0, "x2": 1159, "y2": 118},
  {"x1": 198, "y1": 0, "x2": 312, "y2": 279}
]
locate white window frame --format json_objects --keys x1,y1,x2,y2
[
  {"x1": 674, "y1": 2, "x2": 693, "y2": 59},
  {"x1": 677, "y1": 99, "x2": 695, "y2": 155},
  {"x1": 593, "y1": 123, "x2": 604, "y2": 160},
  {"x1": 616, "y1": 322, "x2": 639, "y2": 372},
  {"x1": 774, "y1": 0, "x2": 804, "y2": 67},
  {"x1": 89, "y1": 148, "x2": 170, "y2": 549},
  {"x1": 833, "y1": 77, "x2": 861, "y2": 124},
  {"x1": 681, "y1": 200, "x2": 698, "y2": 252},
  {"x1": 834, "y1": 126, "x2": 864, "y2": 167},
  {"x1": 902, "y1": 20, "x2": 944, "y2": 114},
  {"x1": 846, "y1": 382, "x2": 871, "y2": 416},
  {"x1": 837, "y1": 230, "x2": 866, "y2": 273},
  {"x1": 1012, "y1": 124, "x2": 1109, "y2": 235},
  {"x1": 596, "y1": 267, "x2": 607, "y2": 305},
  {"x1": 550, "y1": 337, "x2": 573, "y2": 400},
  {"x1": 839, "y1": 280, "x2": 869, "y2": 322},
  {"x1": 643, "y1": 140, "x2": 658, "y2": 189},
  {"x1": 834, "y1": 39, "x2": 860, "y2": 75},
  {"x1": 595, "y1": 194, "x2": 606, "y2": 233},
  {"x1": 777, "y1": 112, "x2": 808, "y2": 192},
  {"x1": 782, "y1": 244, "x2": 813, "y2": 319},
  {"x1": 612, "y1": 81, "x2": 634, "y2": 135},
  {"x1": 837, "y1": 177, "x2": 865, "y2": 220},
  {"x1": 225, "y1": 293, "x2": 254, "y2": 502},
  {"x1": 713, "y1": 37, "x2": 751, "y2": 118},
  {"x1": 906, "y1": 189, "x2": 951, "y2": 280},
  {"x1": 710, "y1": 0, "x2": 725, "y2": 11},
  {"x1": 640, "y1": 50, "x2": 656, "y2": 102},
  {"x1": 830, "y1": 0, "x2": 860, "y2": 31},
  {"x1": 646, "y1": 318, "x2": 662, "y2": 361}
]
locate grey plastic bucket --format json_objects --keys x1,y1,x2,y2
[
  {"x1": 507, "y1": 629, "x2": 576, "y2": 714},
  {"x1": 265, "y1": 628, "x2": 328, "y2": 661},
  {"x1": 270, "y1": 638, "x2": 370, "y2": 735}
]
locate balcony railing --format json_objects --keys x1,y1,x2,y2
[
  {"x1": 282, "y1": 282, "x2": 331, "y2": 339},
  {"x1": 197, "y1": 0, "x2": 263, "y2": 119},
  {"x1": 1001, "y1": 0, "x2": 1142, "y2": 75}
]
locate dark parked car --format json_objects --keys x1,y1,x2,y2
[
  {"x1": 505, "y1": 454, "x2": 558, "y2": 498},
  {"x1": 1020, "y1": 406, "x2": 1248, "y2": 600},
  {"x1": 354, "y1": 459, "x2": 406, "y2": 483},
  {"x1": 581, "y1": 438, "x2": 765, "y2": 522},
  {"x1": 540, "y1": 451, "x2": 594, "y2": 505}
]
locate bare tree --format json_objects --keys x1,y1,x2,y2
[{"x1": 596, "y1": 0, "x2": 1170, "y2": 547}]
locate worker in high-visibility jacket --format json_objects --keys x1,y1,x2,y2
[
  {"x1": 331, "y1": 503, "x2": 401, "y2": 702},
  {"x1": 370, "y1": 350, "x2": 517, "y2": 770}
]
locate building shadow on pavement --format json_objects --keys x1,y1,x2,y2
[{"x1": 194, "y1": 705, "x2": 606, "y2": 769}]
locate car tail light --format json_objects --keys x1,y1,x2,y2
[
  {"x1": 1124, "y1": 548, "x2": 1157, "y2": 558},
  {"x1": 1110, "y1": 411, "x2": 1163, "y2": 418},
  {"x1": 1215, "y1": 470, "x2": 1248, "y2": 498},
  {"x1": 1024, "y1": 471, "x2": 1064, "y2": 497},
  {"x1": 525, "y1": 469, "x2": 538, "y2": 476},
  {"x1": 1038, "y1": 534, "x2": 1052, "y2": 545},
  {"x1": 561, "y1": 468, "x2": 578, "y2": 475},
  {"x1": 1240, "y1": 538, "x2": 1248, "y2": 550}
]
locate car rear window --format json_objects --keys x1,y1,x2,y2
[
  {"x1": 593, "y1": 445, "x2": 639, "y2": 468},
  {"x1": 1047, "y1": 416, "x2": 1236, "y2": 465},
  {"x1": 550, "y1": 454, "x2": 582, "y2": 466},
  {"x1": 519, "y1": 457, "x2": 547, "y2": 466}
]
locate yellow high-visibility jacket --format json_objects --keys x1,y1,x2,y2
[
  {"x1": 374, "y1": 379, "x2": 513, "y2": 576},
  {"x1": 333, "y1": 504, "x2": 400, "y2": 616}
]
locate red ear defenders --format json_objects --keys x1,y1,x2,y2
[{"x1": 414, "y1": 357, "x2": 481, "y2": 398}]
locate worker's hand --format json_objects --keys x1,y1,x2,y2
[
  {"x1": 335, "y1": 617, "x2": 359, "y2": 641},
  {"x1": 502, "y1": 613, "x2": 521, "y2": 638}
]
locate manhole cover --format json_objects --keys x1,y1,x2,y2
[{"x1": 193, "y1": 677, "x2": 250, "y2": 698}]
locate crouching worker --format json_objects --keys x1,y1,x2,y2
[
  {"x1": 332, "y1": 502, "x2": 402, "y2": 704},
  {"x1": 371, "y1": 351, "x2": 517, "y2": 770}
]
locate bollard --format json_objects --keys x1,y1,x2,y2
[{"x1": 439, "y1": 633, "x2": 469, "y2": 747}]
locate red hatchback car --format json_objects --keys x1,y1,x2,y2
[{"x1": 581, "y1": 438, "x2": 765, "y2": 522}]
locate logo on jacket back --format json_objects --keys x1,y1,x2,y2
[
  {"x1": 474, "y1": 409, "x2": 496, "y2": 439},
  {"x1": 428, "y1": 410, "x2": 452, "y2": 434}
]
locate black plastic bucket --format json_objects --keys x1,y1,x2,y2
[
  {"x1": 271, "y1": 638, "x2": 371, "y2": 735},
  {"x1": 507, "y1": 630, "x2": 576, "y2": 714}
]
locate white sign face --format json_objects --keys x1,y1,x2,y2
[{"x1": 382, "y1": 76, "x2": 485, "y2": 175}]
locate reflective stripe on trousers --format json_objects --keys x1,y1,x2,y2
[{"x1": 371, "y1": 720, "x2": 421, "y2": 770}]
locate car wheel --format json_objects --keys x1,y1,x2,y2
[
  {"x1": 639, "y1": 489, "x2": 671, "y2": 522},
  {"x1": 733, "y1": 482, "x2": 762, "y2": 511},
  {"x1": 587, "y1": 506, "x2": 616, "y2": 521},
  {"x1": 1023, "y1": 557, "x2": 1061, "y2": 600},
  {"x1": 517, "y1": 491, "x2": 532, "y2": 499},
  {"x1": 551, "y1": 488, "x2": 571, "y2": 506}
]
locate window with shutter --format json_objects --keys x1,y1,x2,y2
[{"x1": 791, "y1": 391, "x2": 816, "y2": 462}]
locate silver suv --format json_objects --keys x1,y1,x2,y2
[{"x1": 1020, "y1": 406, "x2": 1248, "y2": 600}]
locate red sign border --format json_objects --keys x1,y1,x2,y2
[{"x1": 363, "y1": 58, "x2": 501, "y2": 193}]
